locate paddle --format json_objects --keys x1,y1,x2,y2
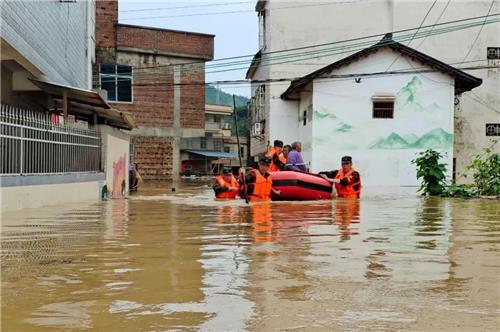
[{"x1": 233, "y1": 95, "x2": 249, "y2": 204}]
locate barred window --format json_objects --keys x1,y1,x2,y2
[{"x1": 372, "y1": 94, "x2": 395, "y2": 119}]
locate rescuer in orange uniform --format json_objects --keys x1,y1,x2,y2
[
  {"x1": 213, "y1": 168, "x2": 240, "y2": 199},
  {"x1": 334, "y1": 156, "x2": 362, "y2": 198},
  {"x1": 240, "y1": 156, "x2": 281, "y2": 202},
  {"x1": 265, "y1": 140, "x2": 287, "y2": 172}
]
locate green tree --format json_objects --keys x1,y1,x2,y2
[{"x1": 412, "y1": 149, "x2": 447, "y2": 196}]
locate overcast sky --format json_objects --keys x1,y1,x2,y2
[{"x1": 119, "y1": 0, "x2": 258, "y2": 97}]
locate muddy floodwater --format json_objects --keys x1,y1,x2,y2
[{"x1": 1, "y1": 180, "x2": 499, "y2": 331}]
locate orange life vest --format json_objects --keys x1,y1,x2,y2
[
  {"x1": 249, "y1": 169, "x2": 273, "y2": 202},
  {"x1": 334, "y1": 168, "x2": 362, "y2": 198},
  {"x1": 214, "y1": 175, "x2": 240, "y2": 199},
  {"x1": 265, "y1": 147, "x2": 286, "y2": 172}
]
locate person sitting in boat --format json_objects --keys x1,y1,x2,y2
[
  {"x1": 286, "y1": 141, "x2": 307, "y2": 172},
  {"x1": 282, "y1": 144, "x2": 292, "y2": 160},
  {"x1": 321, "y1": 156, "x2": 361, "y2": 198},
  {"x1": 213, "y1": 168, "x2": 240, "y2": 199},
  {"x1": 240, "y1": 156, "x2": 281, "y2": 202},
  {"x1": 265, "y1": 140, "x2": 287, "y2": 172}
]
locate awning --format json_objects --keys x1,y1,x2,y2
[
  {"x1": 185, "y1": 149, "x2": 238, "y2": 158},
  {"x1": 30, "y1": 79, "x2": 135, "y2": 130}
]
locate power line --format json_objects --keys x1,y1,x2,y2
[
  {"x1": 93, "y1": 13, "x2": 500, "y2": 80},
  {"x1": 119, "y1": 1, "x2": 253, "y2": 13},
  {"x1": 108, "y1": 16, "x2": 500, "y2": 82},
  {"x1": 414, "y1": 0, "x2": 452, "y2": 50},
  {"x1": 385, "y1": 0, "x2": 438, "y2": 72},
  {"x1": 464, "y1": 91, "x2": 500, "y2": 114},
  {"x1": 100, "y1": 65, "x2": 498, "y2": 89},
  {"x1": 104, "y1": 13, "x2": 500, "y2": 74},
  {"x1": 119, "y1": 1, "x2": 365, "y2": 21},
  {"x1": 460, "y1": 0, "x2": 496, "y2": 64}
]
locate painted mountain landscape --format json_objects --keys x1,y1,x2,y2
[{"x1": 370, "y1": 128, "x2": 453, "y2": 149}]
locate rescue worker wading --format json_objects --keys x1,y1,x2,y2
[
  {"x1": 265, "y1": 140, "x2": 287, "y2": 172},
  {"x1": 240, "y1": 156, "x2": 281, "y2": 202},
  {"x1": 334, "y1": 156, "x2": 361, "y2": 198},
  {"x1": 213, "y1": 168, "x2": 240, "y2": 199}
]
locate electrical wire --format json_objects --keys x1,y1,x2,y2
[
  {"x1": 119, "y1": 1, "x2": 366, "y2": 21},
  {"x1": 414, "y1": 0, "x2": 452, "y2": 50},
  {"x1": 460, "y1": 0, "x2": 496, "y2": 64},
  {"x1": 103, "y1": 12, "x2": 500, "y2": 74},
  {"x1": 119, "y1": 1, "x2": 253, "y2": 13},
  {"x1": 92, "y1": 14, "x2": 500, "y2": 83},
  {"x1": 385, "y1": 0, "x2": 438, "y2": 72},
  {"x1": 465, "y1": 91, "x2": 500, "y2": 114},
  {"x1": 102, "y1": 65, "x2": 498, "y2": 90}
]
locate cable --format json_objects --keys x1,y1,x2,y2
[
  {"x1": 96, "y1": 59, "x2": 491, "y2": 90},
  {"x1": 93, "y1": 14, "x2": 500, "y2": 83},
  {"x1": 99, "y1": 65, "x2": 498, "y2": 89},
  {"x1": 414, "y1": 0, "x2": 452, "y2": 50},
  {"x1": 94, "y1": 12, "x2": 500, "y2": 82},
  {"x1": 465, "y1": 91, "x2": 500, "y2": 114},
  {"x1": 385, "y1": 0, "x2": 438, "y2": 72},
  {"x1": 460, "y1": 0, "x2": 496, "y2": 64},
  {"x1": 119, "y1": 1, "x2": 365, "y2": 21},
  {"x1": 119, "y1": 1, "x2": 253, "y2": 13}
]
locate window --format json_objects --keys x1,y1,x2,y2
[
  {"x1": 303, "y1": 110, "x2": 307, "y2": 126},
  {"x1": 224, "y1": 146, "x2": 231, "y2": 153},
  {"x1": 100, "y1": 64, "x2": 132, "y2": 102},
  {"x1": 200, "y1": 138, "x2": 207, "y2": 149},
  {"x1": 240, "y1": 146, "x2": 245, "y2": 157},
  {"x1": 307, "y1": 104, "x2": 313, "y2": 122},
  {"x1": 258, "y1": 10, "x2": 266, "y2": 49},
  {"x1": 372, "y1": 94, "x2": 395, "y2": 119}
]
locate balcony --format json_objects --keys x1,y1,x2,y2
[
  {"x1": 205, "y1": 122, "x2": 232, "y2": 132},
  {"x1": 180, "y1": 137, "x2": 224, "y2": 151}
]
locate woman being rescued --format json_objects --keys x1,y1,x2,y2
[{"x1": 239, "y1": 156, "x2": 281, "y2": 202}]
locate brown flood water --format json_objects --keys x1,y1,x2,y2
[{"x1": 1, "y1": 180, "x2": 499, "y2": 331}]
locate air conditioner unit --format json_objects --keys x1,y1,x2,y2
[{"x1": 252, "y1": 122, "x2": 262, "y2": 136}]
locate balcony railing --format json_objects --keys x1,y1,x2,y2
[
  {"x1": 180, "y1": 137, "x2": 224, "y2": 151},
  {"x1": 205, "y1": 122, "x2": 231, "y2": 131}
]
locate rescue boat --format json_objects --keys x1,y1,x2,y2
[{"x1": 270, "y1": 171, "x2": 333, "y2": 201}]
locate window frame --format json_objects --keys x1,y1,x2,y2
[
  {"x1": 99, "y1": 64, "x2": 133, "y2": 103},
  {"x1": 372, "y1": 94, "x2": 395, "y2": 119}
]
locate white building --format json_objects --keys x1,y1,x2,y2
[
  {"x1": 280, "y1": 35, "x2": 481, "y2": 186},
  {"x1": 247, "y1": 0, "x2": 500, "y2": 185}
]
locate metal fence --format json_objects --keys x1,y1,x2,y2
[{"x1": 0, "y1": 104, "x2": 101, "y2": 175}]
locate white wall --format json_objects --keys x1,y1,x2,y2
[
  {"x1": 0, "y1": 0, "x2": 94, "y2": 89},
  {"x1": 101, "y1": 126, "x2": 130, "y2": 198},
  {"x1": 297, "y1": 89, "x2": 313, "y2": 165},
  {"x1": 0, "y1": 181, "x2": 101, "y2": 212},
  {"x1": 309, "y1": 49, "x2": 454, "y2": 186},
  {"x1": 252, "y1": 0, "x2": 499, "y2": 178}
]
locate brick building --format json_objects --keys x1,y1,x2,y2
[{"x1": 94, "y1": 0, "x2": 214, "y2": 180}]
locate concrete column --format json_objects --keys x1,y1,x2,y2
[
  {"x1": 172, "y1": 66, "x2": 182, "y2": 181},
  {"x1": 171, "y1": 137, "x2": 180, "y2": 183}
]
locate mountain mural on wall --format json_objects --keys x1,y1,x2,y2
[
  {"x1": 370, "y1": 128, "x2": 453, "y2": 149},
  {"x1": 396, "y1": 76, "x2": 441, "y2": 114},
  {"x1": 369, "y1": 132, "x2": 409, "y2": 149}
]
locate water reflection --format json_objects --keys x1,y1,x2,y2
[
  {"x1": 333, "y1": 199, "x2": 361, "y2": 241},
  {"x1": 1, "y1": 185, "x2": 499, "y2": 331}
]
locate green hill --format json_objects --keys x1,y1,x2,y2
[
  {"x1": 205, "y1": 85, "x2": 249, "y2": 107},
  {"x1": 370, "y1": 132, "x2": 409, "y2": 149},
  {"x1": 410, "y1": 128, "x2": 452, "y2": 149}
]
